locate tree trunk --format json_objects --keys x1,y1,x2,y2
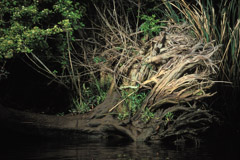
[{"x1": 0, "y1": 90, "x2": 216, "y2": 142}]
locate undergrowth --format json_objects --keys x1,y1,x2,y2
[{"x1": 69, "y1": 79, "x2": 109, "y2": 114}]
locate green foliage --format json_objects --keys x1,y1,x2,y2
[
  {"x1": 118, "y1": 90, "x2": 148, "y2": 120},
  {"x1": 0, "y1": 64, "x2": 8, "y2": 80},
  {"x1": 56, "y1": 112, "x2": 65, "y2": 116},
  {"x1": 141, "y1": 108, "x2": 155, "y2": 123},
  {"x1": 69, "y1": 79, "x2": 108, "y2": 114},
  {"x1": 117, "y1": 107, "x2": 129, "y2": 120},
  {"x1": 162, "y1": 1, "x2": 184, "y2": 23},
  {"x1": 85, "y1": 79, "x2": 107, "y2": 106},
  {"x1": 140, "y1": 14, "x2": 164, "y2": 38},
  {"x1": 53, "y1": 0, "x2": 85, "y2": 30},
  {"x1": 0, "y1": 0, "x2": 85, "y2": 59},
  {"x1": 69, "y1": 97, "x2": 90, "y2": 114},
  {"x1": 216, "y1": 0, "x2": 240, "y2": 86},
  {"x1": 164, "y1": 112, "x2": 174, "y2": 125},
  {"x1": 123, "y1": 90, "x2": 147, "y2": 114},
  {"x1": 93, "y1": 56, "x2": 106, "y2": 63}
]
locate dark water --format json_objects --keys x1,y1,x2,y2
[{"x1": 1, "y1": 131, "x2": 240, "y2": 160}]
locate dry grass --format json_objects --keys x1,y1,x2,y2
[
  {"x1": 162, "y1": 0, "x2": 240, "y2": 86},
  {"x1": 78, "y1": 1, "x2": 221, "y2": 116},
  {"x1": 106, "y1": 22, "x2": 220, "y2": 112}
]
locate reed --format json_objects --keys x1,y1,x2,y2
[{"x1": 162, "y1": 0, "x2": 240, "y2": 86}]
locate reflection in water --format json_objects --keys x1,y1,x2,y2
[{"x1": 1, "y1": 131, "x2": 240, "y2": 160}]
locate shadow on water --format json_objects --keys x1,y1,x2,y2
[{"x1": 1, "y1": 129, "x2": 240, "y2": 160}]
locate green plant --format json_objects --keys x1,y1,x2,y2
[
  {"x1": 141, "y1": 108, "x2": 155, "y2": 123},
  {"x1": 117, "y1": 88, "x2": 148, "y2": 120},
  {"x1": 0, "y1": 0, "x2": 86, "y2": 95},
  {"x1": 165, "y1": 112, "x2": 174, "y2": 124},
  {"x1": 0, "y1": 0, "x2": 85, "y2": 59},
  {"x1": 56, "y1": 112, "x2": 65, "y2": 116},
  {"x1": 69, "y1": 79, "x2": 108, "y2": 114},
  {"x1": 89, "y1": 78, "x2": 108, "y2": 106},
  {"x1": 0, "y1": 63, "x2": 8, "y2": 80},
  {"x1": 69, "y1": 98, "x2": 90, "y2": 114},
  {"x1": 162, "y1": 0, "x2": 240, "y2": 86},
  {"x1": 140, "y1": 14, "x2": 165, "y2": 39},
  {"x1": 126, "y1": 91, "x2": 147, "y2": 114},
  {"x1": 93, "y1": 56, "x2": 106, "y2": 63},
  {"x1": 117, "y1": 107, "x2": 129, "y2": 120}
]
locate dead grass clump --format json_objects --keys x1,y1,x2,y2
[
  {"x1": 79, "y1": 1, "x2": 221, "y2": 141},
  {"x1": 108, "y1": 22, "x2": 220, "y2": 112}
]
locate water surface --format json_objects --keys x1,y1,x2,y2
[{"x1": 1, "y1": 130, "x2": 240, "y2": 160}]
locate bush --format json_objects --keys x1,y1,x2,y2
[{"x1": 0, "y1": 0, "x2": 85, "y2": 60}]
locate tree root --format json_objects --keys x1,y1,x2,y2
[{"x1": 0, "y1": 93, "x2": 218, "y2": 143}]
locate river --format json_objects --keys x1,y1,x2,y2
[{"x1": 1, "y1": 129, "x2": 240, "y2": 160}]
